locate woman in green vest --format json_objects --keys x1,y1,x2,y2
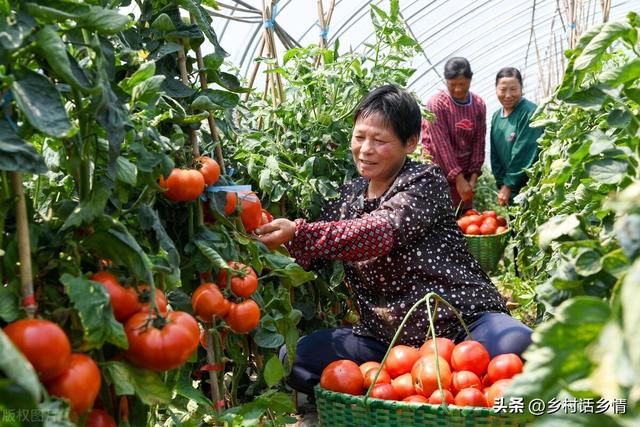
[{"x1": 490, "y1": 67, "x2": 543, "y2": 206}]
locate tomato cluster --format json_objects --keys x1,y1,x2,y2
[
  {"x1": 458, "y1": 209, "x2": 508, "y2": 236},
  {"x1": 92, "y1": 271, "x2": 200, "y2": 372},
  {"x1": 3, "y1": 319, "x2": 101, "y2": 415},
  {"x1": 320, "y1": 338, "x2": 523, "y2": 408},
  {"x1": 159, "y1": 156, "x2": 220, "y2": 202},
  {"x1": 192, "y1": 262, "x2": 261, "y2": 334}
]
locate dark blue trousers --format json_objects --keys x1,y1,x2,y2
[{"x1": 280, "y1": 312, "x2": 532, "y2": 395}]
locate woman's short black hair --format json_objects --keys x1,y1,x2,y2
[
  {"x1": 444, "y1": 57, "x2": 473, "y2": 80},
  {"x1": 353, "y1": 84, "x2": 421, "y2": 145},
  {"x1": 495, "y1": 67, "x2": 523, "y2": 87}
]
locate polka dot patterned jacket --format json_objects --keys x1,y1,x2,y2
[{"x1": 287, "y1": 159, "x2": 508, "y2": 347}]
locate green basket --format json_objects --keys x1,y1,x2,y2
[
  {"x1": 465, "y1": 228, "x2": 511, "y2": 273},
  {"x1": 315, "y1": 385, "x2": 527, "y2": 426},
  {"x1": 314, "y1": 293, "x2": 530, "y2": 427}
]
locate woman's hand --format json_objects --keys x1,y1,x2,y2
[
  {"x1": 498, "y1": 185, "x2": 511, "y2": 206},
  {"x1": 254, "y1": 218, "x2": 296, "y2": 249},
  {"x1": 455, "y1": 174, "x2": 474, "y2": 202}
]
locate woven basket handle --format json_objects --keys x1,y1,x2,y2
[{"x1": 363, "y1": 292, "x2": 473, "y2": 408}]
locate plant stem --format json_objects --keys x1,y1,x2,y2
[
  {"x1": 204, "y1": 324, "x2": 223, "y2": 416},
  {"x1": 11, "y1": 172, "x2": 36, "y2": 318}
]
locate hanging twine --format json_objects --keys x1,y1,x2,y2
[{"x1": 263, "y1": 2, "x2": 280, "y2": 29}]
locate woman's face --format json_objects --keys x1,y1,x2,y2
[
  {"x1": 496, "y1": 77, "x2": 522, "y2": 111},
  {"x1": 446, "y1": 76, "x2": 472, "y2": 102},
  {"x1": 351, "y1": 113, "x2": 417, "y2": 183}
]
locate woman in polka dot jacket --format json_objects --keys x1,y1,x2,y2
[{"x1": 255, "y1": 84, "x2": 532, "y2": 396}]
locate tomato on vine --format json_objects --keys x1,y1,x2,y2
[
  {"x1": 192, "y1": 283, "x2": 230, "y2": 322},
  {"x1": 86, "y1": 409, "x2": 117, "y2": 427},
  {"x1": 196, "y1": 156, "x2": 221, "y2": 186},
  {"x1": 91, "y1": 272, "x2": 140, "y2": 322},
  {"x1": 218, "y1": 262, "x2": 258, "y2": 298},
  {"x1": 224, "y1": 299, "x2": 261, "y2": 333},
  {"x1": 137, "y1": 284, "x2": 168, "y2": 315},
  {"x1": 4, "y1": 319, "x2": 71, "y2": 381},
  {"x1": 159, "y1": 168, "x2": 205, "y2": 202},
  {"x1": 45, "y1": 353, "x2": 101, "y2": 415},
  {"x1": 124, "y1": 311, "x2": 200, "y2": 372}
]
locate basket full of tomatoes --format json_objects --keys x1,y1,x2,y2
[
  {"x1": 457, "y1": 209, "x2": 510, "y2": 273},
  {"x1": 314, "y1": 293, "x2": 529, "y2": 427}
]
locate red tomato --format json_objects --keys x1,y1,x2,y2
[
  {"x1": 124, "y1": 311, "x2": 200, "y2": 372},
  {"x1": 496, "y1": 226, "x2": 508, "y2": 234},
  {"x1": 482, "y1": 373, "x2": 493, "y2": 389},
  {"x1": 86, "y1": 409, "x2": 117, "y2": 427},
  {"x1": 486, "y1": 379, "x2": 513, "y2": 407},
  {"x1": 91, "y1": 272, "x2": 140, "y2": 322},
  {"x1": 383, "y1": 345, "x2": 420, "y2": 378},
  {"x1": 482, "y1": 211, "x2": 497, "y2": 219},
  {"x1": 418, "y1": 337, "x2": 455, "y2": 364},
  {"x1": 457, "y1": 216, "x2": 473, "y2": 232},
  {"x1": 45, "y1": 353, "x2": 101, "y2": 415},
  {"x1": 238, "y1": 191, "x2": 263, "y2": 232},
  {"x1": 451, "y1": 370, "x2": 482, "y2": 395},
  {"x1": 428, "y1": 389, "x2": 455, "y2": 404},
  {"x1": 363, "y1": 367, "x2": 391, "y2": 388},
  {"x1": 390, "y1": 372, "x2": 415, "y2": 400},
  {"x1": 369, "y1": 383, "x2": 399, "y2": 400},
  {"x1": 196, "y1": 156, "x2": 220, "y2": 186},
  {"x1": 403, "y1": 394, "x2": 429, "y2": 404},
  {"x1": 260, "y1": 209, "x2": 274, "y2": 225},
  {"x1": 411, "y1": 355, "x2": 452, "y2": 397},
  {"x1": 225, "y1": 299, "x2": 261, "y2": 333},
  {"x1": 467, "y1": 215, "x2": 483, "y2": 226},
  {"x1": 454, "y1": 388, "x2": 487, "y2": 407},
  {"x1": 218, "y1": 262, "x2": 258, "y2": 298},
  {"x1": 4, "y1": 319, "x2": 71, "y2": 381},
  {"x1": 320, "y1": 360, "x2": 364, "y2": 395},
  {"x1": 192, "y1": 283, "x2": 230, "y2": 322},
  {"x1": 464, "y1": 209, "x2": 480, "y2": 216},
  {"x1": 465, "y1": 224, "x2": 481, "y2": 235},
  {"x1": 224, "y1": 192, "x2": 238, "y2": 216},
  {"x1": 359, "y1": 361, "x2": 381, "y2": 376},
  {"x1": 496, "y1": 216, "x2": 508, "y2": 227},
  {"x1": 487, "y1": 353, "x2": 523, "y2": 382},
  {"x1": 159, "y1": 168, "x2": 205, "y2": 202},
  {"x1": 451, "y1": 341, "x2": 490, "y2": 377},
  {"x1": 479, "y1": 221, "x2": 497, "y2": 235},
  {"x1": 137, "y1": 285, "x2": 168, "y2": 315}
]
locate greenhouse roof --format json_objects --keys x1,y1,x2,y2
[{"x1": 201, "y1": 0, "x2": 634, "y2": 115}]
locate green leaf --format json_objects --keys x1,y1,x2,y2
[
  {"x1": 61, "y1": 273, "x2": 128, "y2": 350},
  {"x1": 177, "y1": 0, "x2": 227, "y2": 56},
  {"x1": 538, "y1": 215, "x2": 585, "y2": 248},
  {"x1": 0, "y1": 287, "x2": 20, "y2": 322},
  {"x1": 116, "y1": 156, "x2": 137, "y2": 186},
  {"x1": 200, "y1": 89, "x2": 240, "y2": 109},
  {"x1": 92, "y1": 81, "x2": 127, "y2": 158},
  {"x1": 263, "y1": 356, "x2": 284, "y2": 388},
  {"x1": 103, "y1": 361, "x2": 171, "y2": 405},
  {"x1": 194, "y1": 239, "x2": 228, "y2": 269},
  {"x1": 614, "y1": 214, "x2": 640, "y2": 260},
  {"x1": 61, "y1": 185, "x2": 111, "y2": 230},
  {"x1": 132, "y1": 75, "x2": 165, "y2": 104},
  {"x1": 585, "y1": 159, "x2": 628, "y2": 184},
  {"x1": 35, "y1": 26, "x2": 91, "y2": 91},
  {"x1": 190, "y1": 95, "x2": 217, "y2": 111},
  {"x1": 0, "y1": 12, "x2": 32, "y2": 51},
  {"x1": 212, "y1": 71, "x2": 249, "y2": 93},
  {"x1": 76, "y1": 6, "x2": 130, "y2": 34},
  {"x1": 119, "y1": 61, "x2": 156, "y2": 93},
  {"x1": 203, "y1": 52, "x2": 224, "y2": 71},
  {"x1": 0, "y1": 329, "x2": 42, "y2": 402},
  {"x1": 85, "y1": 216, "x2": 155, "y2": 284},
  {"x1": 166, "y1": 289, "x2": 192, "y2": 314},
  {"x1": 565, "y1": 86, "x2": 609, "y2": 110},
  {"x1": 607, "y1": 109, "x2": 633, "y2": 129},
  {"x1": 621, "y1": 259, "x2": 640, "y2": 380},
  {"x1": 151, "y1": 42, "x2": 182, "y2": 60},
  {"x1": 600, "y1": 58, "x2": 640, "y2": 87},
  {"x1": 138, "y1": 205, "x2": 181, "y2": 272},
  {"x1": 11, "y1": 69, "x2": 71, "y2": 138},
  {"x1": 151, "y1": 13, "x2": 175, "y2": 32},
  {"x1": 253, "y1": 327, "x2": 285, "y2": 349},
  {"x1": 574, "y1": 248, "x2": 603, "y2": 276},
  {"x1": 574, "y1": 21, "x2": 633, "y2": 70},
  {"x1": 261, "y1": 252, "x2": 315, "y2": 287},
  {"x1": 0, "y1": 121, "x2": 48, "y2": 174},
  {"x1": 0, "y1": 380, "x2": 40, "y2": 426}
]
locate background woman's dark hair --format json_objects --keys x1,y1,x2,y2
[
  {"x1": 353, "y1": 84, "x2": 421, "y2": 145},
  {"x1": 443, "y1": 57, "x2": 473, "y2": 80},
  {"x1": 495, "y1": 67, "x2": 523, "y2": 87}
]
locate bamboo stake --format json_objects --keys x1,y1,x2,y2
[
  {"x1": 11, "y1": 172, "x2": 36, "y2": 318},
  {"x1": 243, "y1": 37, "x2": 266, "y2": 102}
]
